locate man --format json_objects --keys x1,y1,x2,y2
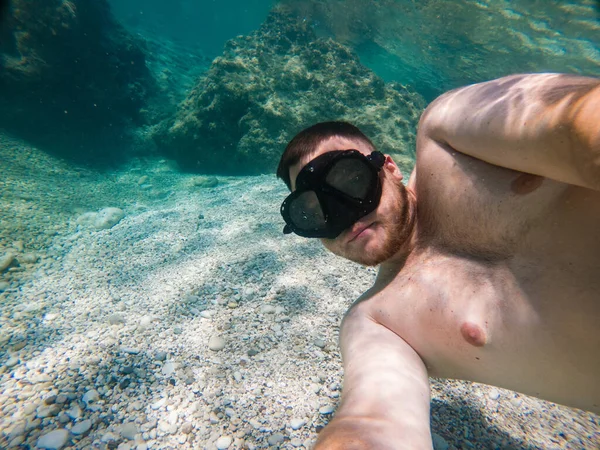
[{"x1": 276, "y1": 73, "x2": 599, "y2": 449}]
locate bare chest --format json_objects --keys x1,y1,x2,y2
[
  {"x1": 371, "y1": 254, "x2": 600, "y2": 412},
  {"x1": 415, "y1": 146, "x2": 600, "y2": 261}
]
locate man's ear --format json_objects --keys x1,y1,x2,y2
[{"x1": 384, "y1": 155, "x2": 404, "y2": 181}]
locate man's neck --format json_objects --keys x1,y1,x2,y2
[{"x1": 377, "y1": 189, "x2": 419, "y2": 284}]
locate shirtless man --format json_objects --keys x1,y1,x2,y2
[{"x1": 276, "y1": 73, "x2": 600, "y2": 449}]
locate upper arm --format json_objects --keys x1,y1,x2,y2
[
  {"x1": 419, "y1": 73, "x2": 600, "y2": 190},
  {"x1": 314, "y1": 304, "x2": 432, "y2": 450}
]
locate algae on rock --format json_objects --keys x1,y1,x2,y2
[{"x1": 153, "y1": 10, "x2": 425, "y2": 175}]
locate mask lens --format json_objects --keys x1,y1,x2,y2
[
  {"x1": 288, "y1": 190, "x2": 326, "y2": 232},
  {"x1": 325, "y1": 158, "x2": 374, "y2": 199}
]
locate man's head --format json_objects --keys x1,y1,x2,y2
[{"x1": 277, "y1": 121, "x2": 415, "y2": 266}]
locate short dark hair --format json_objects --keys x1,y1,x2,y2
[{"x1": 276, "y1": 121, "x2": 376, "y2": 190}]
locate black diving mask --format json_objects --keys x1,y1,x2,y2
[{"x1": 281, "y1": 150, "x2": 385, "y2": 239}]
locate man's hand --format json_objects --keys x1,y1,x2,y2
[
  {"x1": 314, "y1": 301, "x2": 433, "y2": 449},
  {"x1": 419, "y1": 73, "x2": 600, "y2": 190}
]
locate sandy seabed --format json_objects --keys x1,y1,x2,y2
[{"x1": 0, "y1": 134, "x2": 598, "y2": 449}]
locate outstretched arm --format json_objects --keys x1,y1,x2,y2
[
  {"x1": 419, "y1": 73, "x2": 600, "y2": 190},
  {"x1": 315, "y1": 303, "x2": 432, "y2": 450}
]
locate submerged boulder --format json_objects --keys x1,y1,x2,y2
[
  {"x1": 0, "y1": 0, "x2": 155, "y2": 161},
  {"x1": 153, "y1": 10, "x2": 425, "y2": 175}
]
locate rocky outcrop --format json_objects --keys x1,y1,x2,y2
[
  {"x1": 0, "y1": 0, "x2": 155, "y2": 161},
  {"x1": 153, "y1": 11, "x2": 425, "y2": 175}
]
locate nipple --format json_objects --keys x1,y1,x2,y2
[{"x1": 460, "y1": 322, "x2": 487, "y2": 347}]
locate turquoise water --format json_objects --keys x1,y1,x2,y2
[{"x1": 0, "y1": 1, "x2": 599, "y2": 449}]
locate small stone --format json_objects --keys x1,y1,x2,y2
[
  {"x1": 216, "y1": 436, "x2": 233, "y2": 449},
  {"x1": 138, "y1": 176, "x2": 149, "y2": 185},
  {"x1": 488, "y1": 389, "x2": 500, "y2": 400},
  {"x1": 290, "y1": 437, "x2": 303, "y2": 447},
  {"x1": 139, "y1": 315, "x2": 153, "y2": 329},
  {"x1": 8, "y1": 436, "x2": 24, "y2": 448},
  {"x1": 108, "y1": 314, "x2": 125, "y2": 325},
  {"x1": 20, "y1": 253, "x2": 39, "y2": 264},
  {"x1": 432, "y1": 432, "x2": 449, "y2": 450},
  {"x1": 268, "y1": 433, "x2": 285, "y2": 445},
  {"x1": 233, "y1": 371, "x2": 242, "y2": 382},
  {"x1": 24, "y1": 403, "x2": 37, "y2": 415},
  {"x1": 200, "y1": 310, "x2": 213, "y2": 319},
  {"x1": 83, "y1": 389, "x2": 100, "y2": 405},
  {"x1": 44, "y1": 395, "x2": 58, "y2": 405},
  {"x1": 314, "y1": 339, "x2": 326, "y2": 349},
  {"x1": 0, "y1": 281, "x2": 9, "y2": 291},
  {"x1": 162, "y1": 361, "x2": 177, "y2": 376},
  {"x1": 71, "y1": 419, "x2": 92, "y2": 435},
  {"x1": 319, "y1": 405, "x2": 335, "y2": 415},
  {"x1": 121, "y1": 422, "x2": 138, "y2": 440},
  {"x1": 290, "y1": 418, "x2": 306, "y2": 430},
  {"x1": 181, "y1": 422, "x2": 193, "y2": 434},
  {"x1": 155, "y1": 351, "x2": 168, "y2": 361},
  {"x1": 260, "y1": 305, "x2": 276, "y2": 314},
  {"x1": 208, "y1": 335, "x2": 226, "y2": 351},
  {"x1": 66, "y1": 404, "x2": 82, "y2": 420},
  {"x1": 5, "y1": 356, "x2": 19, "y2": 367},
  {"x1": 12, "y1": 341, "x2": 26, "y2": 351},
  {"x1": 36, "y1": 429, "x2": 69, "y2": 449},
  {"x1": 121, "y1": 347, "x2": 140, "y2": 355},
  {"x1": 0, "y1": 253, "x2": 16, "y2": 272},
  {"x1": 55, "y1": 394, "x2": 68, "y2": 404},
  {"x1": 247, "y1": 348, "x2": 259, "y2": 357}
]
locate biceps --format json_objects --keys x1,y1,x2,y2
[{"x1": 420, "y1": 74, "x2": 600, "y2": 190}]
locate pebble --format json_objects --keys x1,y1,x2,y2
[
  {"x1": 162, "y1": 361, "x2": 177, "y2": 376},
  {"x1": 314, "y1": 338, "x2": 326, "y2": 348},
  {"x1": 5, "y1": 356, "x2": 19, "y2": 367},
  {"x1": 83, "y1": 389, "x2": 100, "y2": 405},
  {"x1": 216, "y1": 436, "x2": 233, "y2": 449},
  {"x1": 268, "y1": 433, "x2": 285, "y2": 445},
  {"x1": 319, "y1": 405, "x2": 335, "y2": 415},
  {"x1": 208, "y1": 335, "x2": 226, "y2": 351},
  {"x1": 66, "y1": 404, "x2": 82, "y2": 420},
  {"x1": 488, "y1": 389, "x2": 501, "y2": 400},
  {"x1": 432, "y1": 432, "x2": 449, "y2": 450},
  {"x1": 0, "y1": 253, "x2": 15, "y2": 271},
  {"x1": 8, "y1": 436, "x2": 24, "y2": 448},
  {"x1": 181, "y1": 422, "x2": 193, "y2": 434},
  {"x1": 71, "y1": 419, "x2": 92, "y2": 435},
  {"x1": 260, "y1": 305, "x2": 276, "y2": 314},
  {"x1": 121, "y1": 422, "x2": 138, "y2": 440},
  {"x1": 36, "y1": 429, "x2": 69, "y2": 449},
  {"x1": 155, "y1": 351, "x2": 168, "y2": 361},
  {"x1": 290, "y1": 418, "x2": 306, "y2": 430},
  {"x1": 108, "y1": 314, "x2": 125, "y2": 325},
  {"x1": 290, "y1": 437, "x2": 303, "y2": 447},
  {"x1": 0, "y1": 281, "x2": 10, "y2": 291}
]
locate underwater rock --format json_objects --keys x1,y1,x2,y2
[
  {"x1": 191, "y1": 176, "x2": 219, "y2": 188},
  {"x1": 0, "y1": 0, "x2": 156, "y2": 161},
  {"x1": 153, "y1": 10, "x2": 425, "y2": 175},
  {"x1": 94, "y1": 207, "x2": 125, "y2": 230},
  {"x1": 76, "y1": 208, "x2": 125, "y2": 230}
]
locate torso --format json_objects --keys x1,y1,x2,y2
[{"x1": 365, "y1": 140, "x2": 600, "y2": 413}]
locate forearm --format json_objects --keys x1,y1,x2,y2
[
  {"x1": 314, "y1": 307, "x2": 434, "y2": 449},
  {"x1": 421, "y1": 73, "x2": 600, "y2": 190}
]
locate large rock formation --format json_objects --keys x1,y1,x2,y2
[
  {"x1": 0, "y1": 0, "x2": 156, "y2": 162},
  {"x1": 152, "y1": 10, "x2": 426, "y2": 175}
]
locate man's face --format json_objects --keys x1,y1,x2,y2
[{"x1": 289, "y1": 137, "x2": 412, "y2": 266}]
